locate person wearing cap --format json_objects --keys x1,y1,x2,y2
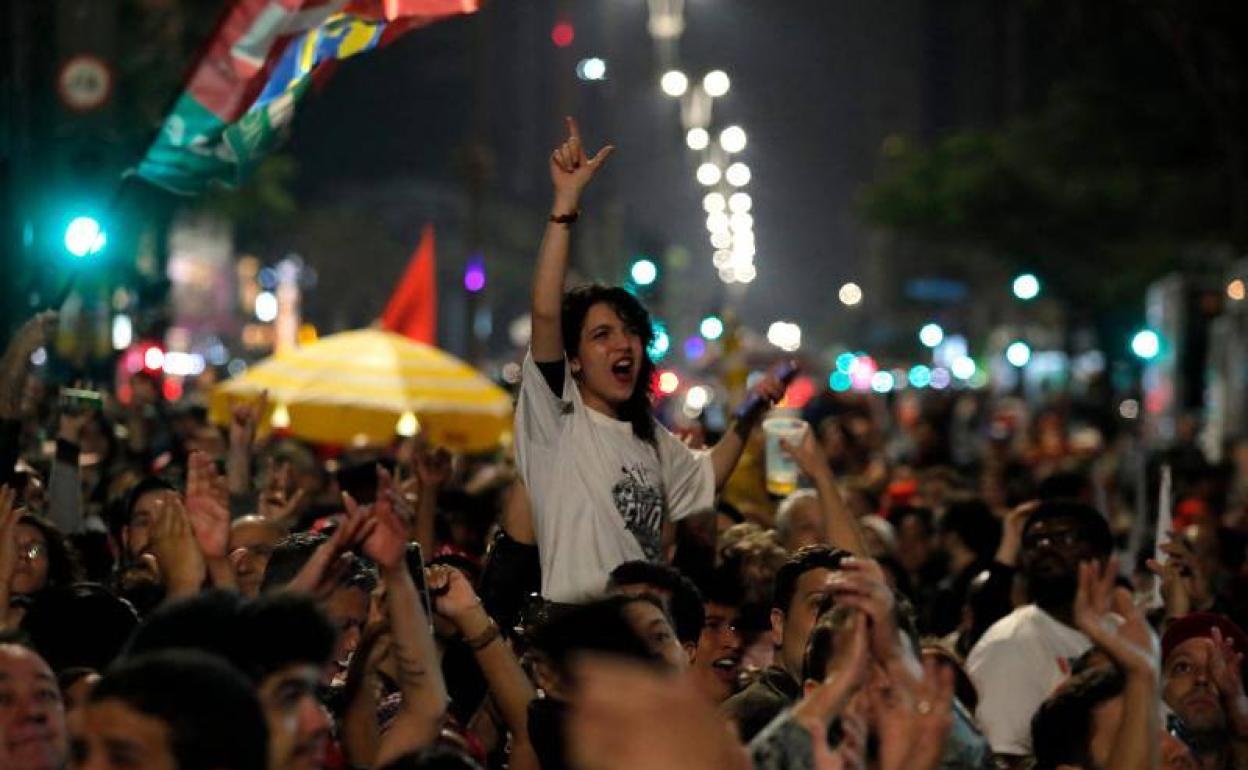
[
  {"x1": 966, "y1": 500, "x2": 1115, "y2": 765},
  {"x1": 1160, "y1": 612, "x2": 1248, "y2": 770}
]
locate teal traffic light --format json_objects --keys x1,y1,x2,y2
[
  {"x1": 1012, "y1": 273, "x2": 1040, "y2": 300},
  {"x1": 699, "y1": 315, "x2": 724, "y2": 340},
  {"x1": 630, "y1": 257, "x2": 658, "y2": 286},
  {"x1": 1005, "y1": 341, "x2": 1032, "y2": 367},
  {"x1": 64, "y1": 215, "x2": 106, "y2": 258},
  {"x1": 1131, "y1": 329, "x2": 1161, "y2": 360},
  {"x1": 648, "y1": 320, "x2": 670, "y2": 362}
]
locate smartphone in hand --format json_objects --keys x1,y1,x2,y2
[{"x1": 59, "y1": 387, "x2": 104, "y2": 412}]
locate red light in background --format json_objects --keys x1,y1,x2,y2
[
  {"x1": 122, "y1": 347, "x2": 144, "y2": 374},
  {"x1": 162, "y1": 378, "x2": 183, "y2": 402},
  {"x1": 551, "y1": 21, "x2": 574, "y2": 48}
]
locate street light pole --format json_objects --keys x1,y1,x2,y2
[{"x1": 463, "y1": 3, "x2": 492, "y2": 365}]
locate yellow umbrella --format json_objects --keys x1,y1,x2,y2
[{"x1": 210, "y1": 329, "x2": 513, "y2": 453}]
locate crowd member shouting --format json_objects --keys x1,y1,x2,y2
[{"x1": 518, "y1": 116, "x2": 786, "y2": 603}]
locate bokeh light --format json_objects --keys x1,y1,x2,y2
[
  {"x1": 1005, "y1": 341, "x2": 1032, "y2": 367},
  {"x1": 719, "y1": 126, "x2": 747, "y2": 153},
  {"x1": 725, "y1": 162, "x2": 751, "y2": 187},
  {"x1": 696, "y1": 162, "x2": 722, "y2": 186},
  {"x1": 729, "y1": 192, "x2": 752, "y2": 214},
  {"x1": 630, "y1": 259, "x2": 658, "y2": 286},
  {"x1": 657, "y1": 370, "x2": 680, "y2": 394},
  {"x1": 703, "y1": 70, "x2": 730, "y2": 97},
  {"x1": 870, "y1": 371, "x2": 895, "y2": 394},
  {"x1": 660, "y1": 70, "x2": 688, "y2": 97},
  {"x1": 551, "y1": 21, "x2": 575, "y2": 48},
  {"x1": 951, "y1": 356, "x2": 976, "y2": 380},
  {"x1": 1131, "y1": 329, "x2": 1161, "y2": 360},
  {"x1": 576, "y1": 57, "x2": 607, "y2": 81},
  {"x1": 919, "y1": 323, "x2": 944, "y2": 348},
  {"x1": 838, "y1": 282, "x2": 863, "y2": 306},
  {"x1": 255, "y1": 291, "x2": 278, "y2": 322},
  {"x1": 1012, "y1": 273, "x2": 1040, "y2": 301}
]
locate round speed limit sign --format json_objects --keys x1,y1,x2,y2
[{"x1": 57, "y1": 55, "x2": 113, "y2": 112}]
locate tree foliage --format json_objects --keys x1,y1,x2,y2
[{"x1": 860, "y1": 0, "x2": 1248, "y2": 312}]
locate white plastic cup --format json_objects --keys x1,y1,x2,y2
[{"x1": 762, "y1": 416, "x2": 807, "y2": 496}]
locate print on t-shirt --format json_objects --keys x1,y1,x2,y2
[{"x1": 612, "y1": 464, "x2": 665, "y2": 560}]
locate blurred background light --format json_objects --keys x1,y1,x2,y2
[
  {"x1": 703, "y1": 70, "x2": 730, "y2": 97},
  {"x1": 660, "y1": 69, "x2": 688, "y2": 97}
]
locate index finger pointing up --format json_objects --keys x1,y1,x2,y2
[{"x1": 565, "y1": 115, "x2": 581, "y2": 144}]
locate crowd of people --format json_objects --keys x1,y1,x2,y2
[{"x1": 1, "y1": 120, "x2": 1247, "y2": 770}]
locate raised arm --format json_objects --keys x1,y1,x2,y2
[
  {"x1": 185, "y1": 451, "x2": 237, "y2": 590},
  {"x1": 147, "y1": 494, "x2": 208, "y2": 603},
  {"x1": 531, "y1": 116, "x2": 613, "y2": 363},
  {"x1": 427, "y1": 564, "x2": 540, "y2": 769},
  {"x1": 0, "y1": 312, "x2": 56, "y2": 489},
  {"x1": 1074, "y1": 557, "x2": 1160, "y2": 770},
  {"x1": 47, "y1": 410, "x2": 88, "y2": 534},
  {"x1": 708, "y1": 369, "x2": 787, "y2": 491},
  {"x1": 357, "y1": 471, "x2": 449, "y2": 766},
  {"x1": 226, "y1": 391, "x2": 267, "y2": 506},
  {"x1": 781, "y1": 425, "x2": 868, "y2": 556},
  {"x1": 410, "y1": 445, "x2": 451, "y2": 555}
]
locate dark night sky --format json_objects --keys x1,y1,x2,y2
[{"x1": 280, "y1": 0, "x2": 991, "y2": 351}]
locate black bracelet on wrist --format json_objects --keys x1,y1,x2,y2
[
  {"x1": 465, "y1": 620, "x2": 502, "y2": 651},
  {"x1": 549, "y1": 210, "x2": 580, "y2": 225}
]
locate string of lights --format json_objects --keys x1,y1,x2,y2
[{"x1": 647, "y1": 6, "x2": 756, "y2": 287}]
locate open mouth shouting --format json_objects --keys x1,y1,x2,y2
[
  {"x1": 710, "y1": 654, "x2": 742, "y2": 684},
  {"x1": 610, "y1": 356, "x2": 636, "y2": 387}
]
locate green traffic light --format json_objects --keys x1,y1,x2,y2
[
  {"x1": 64, "y1": 216, "x2": 106, "y2": 258},
  {"x1": 699, "y1": 315, "x2": 724, "y2": 340},
  {"x1": 1131, "y1": 329, "x2": 1161, "y2": 360}
]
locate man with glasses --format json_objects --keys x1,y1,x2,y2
[{"x1": 966, "y1": 500, "x2": 1114, "y2": 766}]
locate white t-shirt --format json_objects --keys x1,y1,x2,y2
[
  {"x1": 515, "y1": 352, "x2": 715, "y2": 603},
  {"x1": 967, "y1": 604, "x2": 1091, "y2": 756}
]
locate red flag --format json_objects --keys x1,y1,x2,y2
[{"x1": 381, "y1": 224, "x2": 437, "y2": 344}]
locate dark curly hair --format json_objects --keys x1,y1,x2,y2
[
  {"x1": 561, "y1": 284, "x2": 656, "y2": 444},
  {"x1": 16, "y1": 513, "x2": 83, "y2": 593}
]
